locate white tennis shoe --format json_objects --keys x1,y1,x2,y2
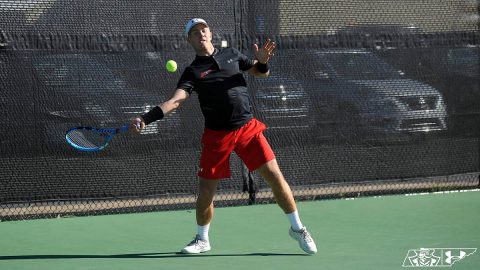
[
  {"x1": 289, "y1": 227, "x2": 317, "y2": 254},
  {"x1": 180, "y1": 235, "x2": 211, "y2": 254}
]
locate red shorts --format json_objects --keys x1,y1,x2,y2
[{"x1": 198, "y1": 118, "x2": 276, "y2": 179}]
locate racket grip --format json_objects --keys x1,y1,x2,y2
[{"x1": 119, "y1": 125, "x2": 130, "y2": 133}]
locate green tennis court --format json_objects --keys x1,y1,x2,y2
[{"x1": 1, "y1": 190, "x2": 478, "y2": 270}]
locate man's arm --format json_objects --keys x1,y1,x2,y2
[
  {"x1": 158, "y1": 88, "x2": 190, "y2": 115},
  {"x1": 130, "y1": 88, "x2": 189, "y2": 132}
]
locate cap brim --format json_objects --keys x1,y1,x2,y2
[{"x1": 187, "y1": 22, "x2": 209, "y2": 36}]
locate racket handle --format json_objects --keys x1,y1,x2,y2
[{"x1": 119, "y1": 125, "x2": 130, "y2": 133}]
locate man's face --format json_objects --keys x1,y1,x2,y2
[{"x1": 187, "y1": 24, "x2": 212, "y2": 51}]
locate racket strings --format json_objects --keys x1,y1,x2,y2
[{"x1": 66, "y1": 129, "x2": 109, "y2": 150}]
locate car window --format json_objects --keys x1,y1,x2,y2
[
  {"x1": 447, "y1": 48, "x2": 479, "y2": 68},
  {"x1": 321, "y1": 52, "x2": 402, "y2": 80},
  {"x1": 275, "y1": 51, "x2": 330, "y2": 78},
  {"x1": 446, "y1": 48, "x2": 479, "y2": 77}
]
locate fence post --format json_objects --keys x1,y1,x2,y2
[{"x1": 241, "y1": 163, "x2": 256, "y2": 205}]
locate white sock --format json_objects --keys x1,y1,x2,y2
[
  {"x1": 197, "y1": 224, "x2": 210, "y2": 240},
  {"x1": 287, "y1": 211, "x2": 304, "y2": 231}
]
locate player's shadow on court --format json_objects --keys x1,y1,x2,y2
[{"x1": 0, "y1": 252, "x2": 308, "y2": 260}]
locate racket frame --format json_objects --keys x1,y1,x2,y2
[{"x1": 65, "y1": 125, "x2": 129, "y2": 152}]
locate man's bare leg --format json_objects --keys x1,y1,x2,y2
[{"x1": 256, "y1": 159, "x2": 318, "y2": 254}]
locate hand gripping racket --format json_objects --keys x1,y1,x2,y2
[{"x1": 65, "y1": 125, "x2": 130, "y2": 152}]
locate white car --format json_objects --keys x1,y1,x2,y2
[{"x1": 280, "y1": 49, "x2": 448, "y2": 142}]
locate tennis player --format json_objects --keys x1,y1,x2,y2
[{"x1": 131, "y1": 18, "x2": 317, "y2": 255}]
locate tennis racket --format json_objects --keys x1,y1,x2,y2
[{"x1": 65, "y1": 125, "x2": 130, "y2": 152}]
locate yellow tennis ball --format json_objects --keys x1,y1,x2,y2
[{"x1": 166, "y1": 60, "x2": 177, "y2": 72}]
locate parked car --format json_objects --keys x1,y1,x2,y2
[
  {"x1": 278, "y1": 49, "x2": 448, "y2": 143},
  {"x1": 1, "y1": 52, "x2": 183, "y2": 156},
  {"x1": 249, "y1": 74, "x2": 312, "y2": 133},
  {"x1": 419, "y1": 45, "x2": 480, "y2": 137}
]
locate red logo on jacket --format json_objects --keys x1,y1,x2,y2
[{"x1": 200, "y1": 68, "x2": 215, "y2": 78}]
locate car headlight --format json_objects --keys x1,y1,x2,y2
[{"x1": 370, "y1": 97, "x2": 399, "y2": 112}]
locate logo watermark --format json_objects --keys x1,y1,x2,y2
[{"x1": 402, "y1": 248, "x2": 476, "y2": 267}]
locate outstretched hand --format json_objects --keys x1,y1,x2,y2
[{"x1": 253, "y1": 39, "x2": 276, "y2": 64}]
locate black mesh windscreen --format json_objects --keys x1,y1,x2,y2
[{"x1": 1, "y1": 0, "x2": 479, "y2": 220}]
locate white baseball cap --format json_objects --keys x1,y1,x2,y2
[{"x1": 185, "y1": 18, "x2": 209, "y2": 36}]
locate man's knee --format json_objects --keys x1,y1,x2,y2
[
  {"x1": 257, "y1": 159, "x2": 286, "y2": 185},
  {"x1": 261, "y1": 158, "x2": 281, "y2": 173},
  {"x1": 198, "y1": 177, "x2": 220, "y2": 197}
]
